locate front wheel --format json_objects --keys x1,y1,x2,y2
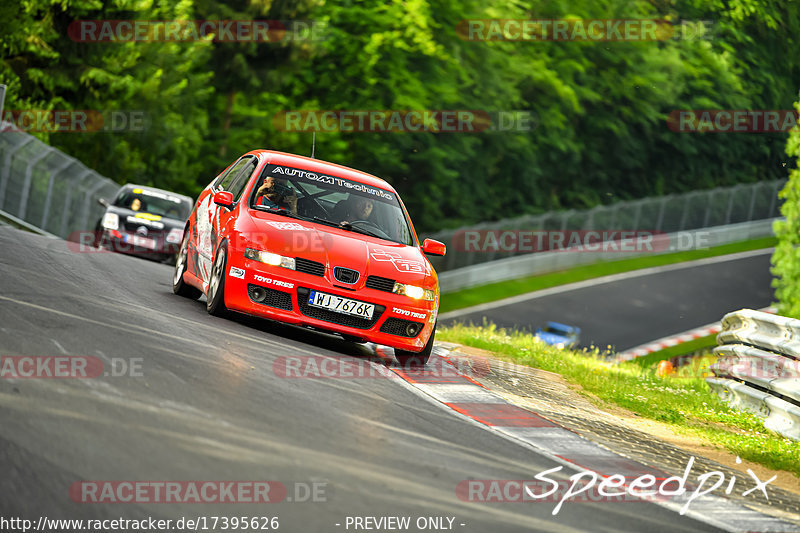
[
  {"x1": 206, "y1": 241, "x2": 229, "y2": 316},
  {"x1": 394, "y1": 322, "x2": 436, "y2": 367},
  {"x1": 173, "y1": 233, "x2": 201, "y2": 299}
]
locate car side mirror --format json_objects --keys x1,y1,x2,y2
[
  {"x1": 97, "y1": 198, "x2": 109, "y2": 208},
  {"x1": 213, "y1": 191, "x2": 234, "y2": 209},
  {"x1": 422, "y1": 239, "x2": 446, "y2": 256}
]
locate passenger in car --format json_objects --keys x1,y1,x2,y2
[{"x1": 255, "y1": 174, "x2": 298, "y2": 214}]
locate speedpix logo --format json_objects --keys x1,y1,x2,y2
[
  {"x1": 253, "y1": 274, "x2": 294, "y2": 289},
  {"x1": 392, "y1": 307, "x2": 426, "y2": 320}
]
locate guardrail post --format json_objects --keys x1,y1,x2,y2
[
  {"x1": 58, "y1": 169, "x2": 93, "y2": 237},
  {"x1": 655, "y1": 197, "x2": 667, "y2": 231},
  {"x1": 0, "y1": 136, "x2": 34, "y2": 208},
  {"x1": 40, "y1": 158, "x2": 77, "y2": 230},
  {"x1": 746, "y1": 183, "x2": 759, "y2": 222},
  {"x1": 723, "y1": 186, "x2": 738, "y2": 224},
  {"x1": 0, "y1": 85, "x2": 6, "y2": 125},
  {"x1": 18, "y1": 146, "x2": 53, "y2": 220},
  {"x1": 678, "y1": 192, "x2": 697, "y2": 231},
  {"x1": 631, "y1": 201, "x2": 642, "y2": 231},
  {"x1": 79, "y1": 177, "x2": 110, "y2": 233},
  {"x1": 768, "y1": 180, "x2": 781, "y2": 218}
]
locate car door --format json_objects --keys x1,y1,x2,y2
[
  {"x1": 213, "y1": 156, "x2": 259, "y2": 253},
  {"x1": 193, "y1": 156, "x2": 255, "y2": 284}
]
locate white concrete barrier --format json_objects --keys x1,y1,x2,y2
[{"x1": 708, "y1": 309, "x2": 800, "y2": 441}]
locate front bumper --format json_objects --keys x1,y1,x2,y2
[
  {"x1": 102, "y1": 229, "x2": 180, "y2": 258},
  {"x1": 223, "y1": 256, "x2": 437, "y2": 352}
]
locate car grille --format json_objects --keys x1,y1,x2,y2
[
  {"x1": 333, "y1": 267, "x2": 360, "y2": 284},
  {"x1": 296, "y1": 288, "x2": 384, "y2": 329},
  {"x1": 295, "y1": 257, "x2": 325, "y2": 277},
  {"x1": 379, "y1": 317, "x2": 424, "y2": 338},
  {"x1": 365, "y1": 275, "x2": 395, "y2": 292},
  {"x1": 247, "y1": 284, "x2": 293, "y2": 310}
]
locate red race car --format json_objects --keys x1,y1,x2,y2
[{"x1": 172, "y1": 150, "x2": 446, "y2": 365}]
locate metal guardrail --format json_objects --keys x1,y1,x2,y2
[
  {"x1": 438, "y1": 218, "x2": 777, "y2": 293},
  {"x1": 0, "y1": 121, "x2": 120, "y2": 239},
  {"x1": 424, "y1": 179, "x2": 785, "y2": 273},
  {"x1": 708, "y1": 309, "x2": 800, "y2": 441}
]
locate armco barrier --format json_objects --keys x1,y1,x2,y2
[
  {"x1": 438, "y1": 218, "x2": 777, "y2": 293},
  {"x1": 708, "y1": 309, "x2": 800, "y2": 441},
  {"x1": 0, "y1": 121, "x2": 120, "y2": 239},
  {"x1": 424, "y1": 179, "x2": 784, "y2": 274}
]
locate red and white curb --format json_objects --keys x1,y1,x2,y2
[
  {"x1": 374, "y1": 344, "x2": 796, "y2": 532},
  {"x1": 616, "y1": 306, "x2": 777, "y2": 362}
]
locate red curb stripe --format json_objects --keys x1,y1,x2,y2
[{"x1": 445, "y1": 402, "x2": 557, "y2": 427}]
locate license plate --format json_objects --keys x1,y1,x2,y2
[
  {"x1": 124, "y1": 234, "x2": 156, "y2": 249},
  {"x1": 308, "y1": 290, "x2": 374, "y2": 319}
]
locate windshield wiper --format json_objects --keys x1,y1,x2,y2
[
  {"x1": 312, "y1": 216, "x2": 394, "y2": 242},
  {"x1": 254, "y1": 206, "x2": 304, "y2": 219},
  {"x1": 312, "y1": 216, "x2": 341, "y2": 228},
  {"x1": 338, "y1": 221, "x2": 384, "y2": 239}
]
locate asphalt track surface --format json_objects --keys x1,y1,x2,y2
[
  {"x1": 0, "y1": 227, "x2": 738, "y2": 532},
  {"x1": 440, "y1": 250, "x2": 775, "y2": 352}
]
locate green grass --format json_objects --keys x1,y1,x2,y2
[
  {"x1": 629, "y1": 334, "x2": 719, "y2": 369},
  {"x1": 439, "y1": 322, "x2": 800, "y2": 477},
  {"x1": 439, "y1": 236, "x2": 777, "y2": 313}
]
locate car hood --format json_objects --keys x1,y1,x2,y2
[
  {"x1": 245, "y1": 211, "x2": 434, "y2": 285},
  {"x1": 107, "y1": 206, "x2": 185, "y2": 232}
]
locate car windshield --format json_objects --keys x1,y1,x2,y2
[
  {"x1": 114, "y1": 188, "x2": 192, "y2": 220},
  {"x1": 249, "y1": 164, "x2": 415, "y2": 246},
  {"x1": 543, "y1": 325, "x2": 571, "y2": 335}
]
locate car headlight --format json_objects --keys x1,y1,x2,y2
[
  {"x1": 165, "y1": 228, "x2": 183, "y2": 244},
  {"x1": 554, "y1": 342, "x2": 565, "y2": 349},
  {"x1": 245, "y1": 248, "x2": 296, "y2": 270},
  {"x1": 101, "y1": 212, "x2": 119, "y2": 231},
  {"x1": 393, "y1": 282, "x2": 435, "y2": 301}
]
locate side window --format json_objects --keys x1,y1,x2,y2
[
  {"x1": 217, "y1": 156, "x2": 253, "y2": 191},
  {"x1": 228, "y1": 160, "x2": 258, "y2": 203}
]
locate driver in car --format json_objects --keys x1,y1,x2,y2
[
  {"x1": 256, "y1": 174, "x2": 298, "y2": 214},
  {"x1": 341, "y1": 196, "x2": 373, "y2": 223}
]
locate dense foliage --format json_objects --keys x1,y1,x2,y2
[
  {"x1": 771, "y1": 97, "x2": 800, "y2": 318},
  {"x1": 3, "y1": 0, "x2": 798, "y2": 232}
]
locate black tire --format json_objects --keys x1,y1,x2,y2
[
  {"x1": 206, "y1": 241, "x2": 229, "y2": 316},
  {"x1": 92, "y1": 222, "x2": 104, "y2": 248},
  {"x1": 394, "y1": 322, "x2": 436, "y2": 367},
  {"x1": 172, "y1": 233, "x2": 201, "y2": 299}
]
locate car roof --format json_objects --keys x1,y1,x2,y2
[
  {"x1": 544, "y1": 321, "x2": 579, "y2": 332},
  {"x1": 119, "y1": 184, "x2": 193, "y2": 203},
  {"x1": 250, "y1": 150, "x2": 398, "y2": 193}
]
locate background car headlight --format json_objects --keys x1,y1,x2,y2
[
  {"x1": 393, "y1": 282, "x2": 435, "y2": 301},
  {"x1": 245, "y1": 248, "x2": 296, "y2": 270},
  {"x1": 165, "y1": 228, "x2": 183, "y2": 244},
  {"x1": 101, "y1": 212, "x2": 119, "y2": 231}
]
